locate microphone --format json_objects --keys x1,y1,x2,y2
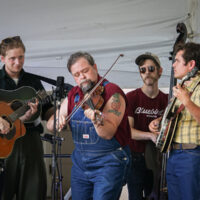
[{"x1": 55, "y1": 76, "x2": 64, "y2": 102}]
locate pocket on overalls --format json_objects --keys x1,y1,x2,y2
[
  {"x1": 111, "y1": 147, "x2": 129, "y2": 163},
  {"x1": 111, "y1": 147, "x2": 131, "y2": 185},
  {"x1": 71, "y1": 120, "x2": 99, "y2": 144}
]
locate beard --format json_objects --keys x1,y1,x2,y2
[
  {"x1": 143, "y1": 76, "x2": 158, "y2": 86},
  {"x1": 80, "y1": 80, "x2": 95, "y2": 94}
]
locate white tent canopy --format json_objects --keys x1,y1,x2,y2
[{"x1": 1, "y1": 0, "x2": 200, "y2": 91}]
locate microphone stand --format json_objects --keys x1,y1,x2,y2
[
  {"x1": 57, "y1": 138, "x2": 63, "y2": 199},
  {"x1": 51, "y1": 76, "x2": 65, "y2": 200},
  {"x1": 51, "y1": 87, "x2": 59, "y2": 200},
  {"x1": 42, "y1": 133, "x2": 67, "y2": 200}
]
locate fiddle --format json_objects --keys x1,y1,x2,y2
[
  {"x1": 82, "y1": 85, "x2": 104, "y2": 125},
  {"x1": 82, "y1": 85, "x2": 104, "y2": 110}
]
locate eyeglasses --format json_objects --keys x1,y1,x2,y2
[
  {"x1": 2, "y1": 36, "x2": 21, "y2": 44},
  {"x1": 139, "y1": 66, "x2": 156, "y2": 74}
]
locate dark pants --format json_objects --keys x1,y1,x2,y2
[
  {"x1": 1, "y1": 130, "x2": 47, "y2": 200},
  {"x1": 145, "y1": 141, "x2": 161, "y2": 200},
  {"x1": 127, "y1": 152, "x2": 147, "y2": 200},
  {"x1": 0, "y1": 169, "x2": 4, "y2": 200}
]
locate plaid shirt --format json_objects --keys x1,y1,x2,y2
[{"x1": 173, "y1": 72, "x2": 200, "y2": 144}]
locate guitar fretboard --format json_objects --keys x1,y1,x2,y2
[{"x1": 9, "y1": 104, "x2": 30, "y2": 122}]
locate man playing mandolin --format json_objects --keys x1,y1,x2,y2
[
  {"x1": 47, "y1": 51, "x2": 131, "y2": 200},
  {"x1": 0, "y1": 36, "x2": 53, "y2": 200},
  {"x1": 149, "y1": 42, "x2": 200, "y2": 200}
]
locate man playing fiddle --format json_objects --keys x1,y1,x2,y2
[{"x1": 47, "y1": 51, "x2": 131, "y2": 200}]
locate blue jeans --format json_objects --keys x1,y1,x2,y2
[
  {"x1": 166, "y1": 146, "x2": 200, "y2": 200},
  {"x1": 71, "y1": 147, "x2": 130, "y2": 200},
  {"x1": 127, "y1": 153, "x2": 146, "y2": 200}
]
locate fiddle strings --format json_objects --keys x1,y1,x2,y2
[{"x1": 65, "y1": 54, "x2": 124, "y2": 123}]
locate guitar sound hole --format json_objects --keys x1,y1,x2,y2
[{"x1": 10, "y1": 101, "x2": 23, "y2": 111}]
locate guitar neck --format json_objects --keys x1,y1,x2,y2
[
  {"x1": 9, "y1": 104, "x2": 30, "y2": 122},
  {"x1": 164, "y1": 76, "x2": 187, "y2": 119},
  {"x1": 168, "y1": 96, "x2": 176, "y2": 112},
  {"x1": 0, "y1": 86, "x2": 53, "y2": 124}
]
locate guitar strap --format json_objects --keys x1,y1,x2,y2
[
  {"x1": 25, "y1": 72, "x2": 73, "y2": 92},
  {"x1": 175, "y1": 103, "x2": 185, "y2": 115}
]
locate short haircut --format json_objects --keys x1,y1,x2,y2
[
  {"x1": 0, "y1": 36, "x2": 25, "y2": 56},
  {"x1": 67, "y1": 51, "x2": 95, "y2": 72},
  {"x1": 175, "y1": 42, "x2": 200, "y2": 69}
]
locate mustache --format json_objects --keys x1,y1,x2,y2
[
  {"x1": 80, "y1": 80, "x2": 95, "y2": 94},
  {"x1": 80, "y1": 79, "x2": 88, "y2": 85},
  {"x1": 144, "y1": 76, "x2": 157, "y2": 81},
  {"x1": 145, "y1": 76, "x2": 153, "y2": 79}
]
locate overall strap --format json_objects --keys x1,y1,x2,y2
[
  {"x1": 74, "y1": 93, "x2": 80, "y2": 103},
  {"x1": 102, "y1": 80, "x2": 109, "y2": 87}
]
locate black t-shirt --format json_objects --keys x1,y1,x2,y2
[{"x1": 0, "y1": 66, "x2": 52, "y2": 132}]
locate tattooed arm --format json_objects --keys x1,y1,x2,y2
[{"x1": 84, "y1": 93, "x2": 125, "y2": 140}]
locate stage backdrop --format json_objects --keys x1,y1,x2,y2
[{"x1": 0, "y1": 0, "x2": 200, "y2": 91}]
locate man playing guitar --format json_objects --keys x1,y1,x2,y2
[
  {"x1": 0, "y1": 36, "x2": 53, "y2": 200},
  {"x1": 149, "y1": 42, "x2": 200, "y2": 200}
]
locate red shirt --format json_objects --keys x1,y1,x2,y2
[
  {"x1": 126, "y1": 88, "x2": 168, "y2": 152},
  {"x1": 67, "y1": 77, "x2": 131, "y2": 147}
]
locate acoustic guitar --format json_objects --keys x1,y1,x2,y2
[{"x1": 0, "y1": 86, "x2": 52, "y2": 159}]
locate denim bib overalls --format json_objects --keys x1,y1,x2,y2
[{"x1": 69, "y1": 82, "x2": 130, "y2": 200}]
